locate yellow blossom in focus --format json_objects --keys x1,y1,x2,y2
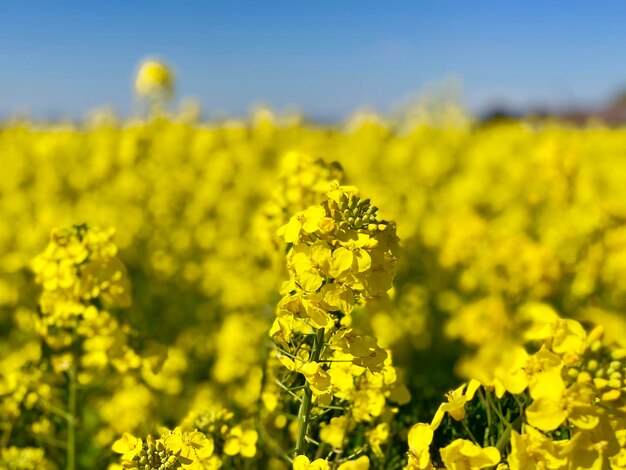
[
  {"x1": 439, "y1": 439, "x2": 500, "y2": 470},
  {"x1": 111, "y1": 433, "x2": 142, "y2": 461},
  {"x1": 431, "y1": 380, "x2": 481, "y2": 429},
  {"x1": 508, "y1": 426, "x2": 567, "y2": 470},
  {"x1": 526, "y1": 367, "x2": 597, "y2": 432},
  {"x1": 407, "y1": 423, "x2": 434, "y2": 470}
]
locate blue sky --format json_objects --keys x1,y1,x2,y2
[{"x1": 2, "y1": 1, "x2": 626, "y2": 120}]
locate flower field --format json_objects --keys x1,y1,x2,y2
[{"x1": 4, "y1": 69, "x2": 626, "y2": 470}]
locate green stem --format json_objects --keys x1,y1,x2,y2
[
  {"x1": 67, "y1": 366, "x2": 77, "y2": 470},
  {"x1": 461, "y1": 418, "x2": 479, "y2": 444},
  {"x1": 478, "y1": 389, "x2": 493, "y2": 446},
  {"x1": 275, "y1": 379, "x2": 303, "y2": 402},
  {"x1": 305, "y1": 435, "x2": 321, "y2": 446},
  {"x1": 37, "y1": 397, "x2": 73, "y2": 422},
  {"x1": 33, "y1": 432, "x2": 68, "y2": 449},
  {"x1": 275, "y1": 347, "x2": 302, "y2": 361},
  {"x1": 495, "y1": 414, "x2": 523, "y2": 455},
  {"x1": 1, "y1": 423, "x2": 13, "y2": 448},
  {"x1": 487, "y1": 390, "x2": 510, "y2": 427},
  {"x1": 316, "y1": 405, "x2": 345, "y2": 411},
  {"x1": 294, "y1": 328, "x2": 325, "y2": 456},
  {"x1": 337, "y1": 447, "x2": 365, "y2": 464}
]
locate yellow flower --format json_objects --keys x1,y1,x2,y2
[
  {"x1": 328, "y1": 247, "x2": 355, "y2": 278},
  {"x1": 135, "y1": 59, "x2": 175, "y2": 98},
  {"x1": 526, "y1": 368, "x2": 598, "y2": 431},
  {"x1": 524, "y1": 347, "x2": 562, "y2": 391},
  {"x1": 163, "y1": 428, "x2": 214, "y2": 467},
  {"x1": 562, "y1": 426, "x2": 617, "y2": 470},
  {"x1": 367, "y1": 422, "x2": 389, "y2": 457},
  {"x1": 320, "y1": 416, "x2": 349, "y2": 449},
  {"x1": 431, "y1": 380, "x2": 481, "y2": 429},
  {"x1": 508, "y1": 426, "x2": 567, "y2": 470},
  {"x1": 329, "y1": 330, "x2": 388, "y2": 373},
  {"x1": 352, "y1": 389, "x2": 386, "y2": 422},
  {"x1": 525, "y1": 367, "x2": 568, "y2": 431},
  {"x1": 439, "y1": 439, "x2": 500, "y2": 470},
  {"x1": 293, "y1": 455, "x2": 331, "y2": 470},
  {"x1": 277, "y1": 294, "x2": 334, "y2": 331},
  {"x1": 493, "y1": 346, "x2": 529, "y2": 397},
  {"x1": 111, "y1": 432, "x2": 142, "y2": 461},
  {"x1": 327, "y1": 358, "x2": 358, "y2": 398},
  {"x1": 337, "y1": 455, "x2": 370, "y2": 470},
  {"x1": 527, "y1": 318, "x2": 586, "y2": 365},
  {"x1": 321, "y1": 283, "x2": 355, "y2": 314},
  {"x1": 299, "y1": 361, "x2": 332, "y2": 395},
  {"x1": 550, "y1": 320, "x2": 587, "y2": 357},
  {"x1": 279, "y1": 206, "x2": 327, "y2": 243},
  {"x1": 407, "y1": 423, "x2": 434, "y2": 470},
  {"x1": 223, "y1": 423, "x2": 258, "y2": 458},
  {"x1": 291, "y1": 244, "x2": 327, "y2": 292}
]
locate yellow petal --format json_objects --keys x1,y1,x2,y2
[
  {"x1": 526, "y1": 397, "x2": 568, "y2": 431},
  {"x1": 279, "y1": 217, "x2": 302, "y2": 243},
  {"x1": 354, "y1": 249, "x2": 371, "y2": 272},
  {"x1": 293, "y1": 455, "x2": 311, "y2": 470},
  {"x1": 292, "y1": 251, "x2": 323, "y2": 292},
  {"x1": 329, "y1": 247, "x2": 354, "y2": 278},
  {"x1": 408, "y1": 423, "x2": 434, "y2": 454},
  {"x1": 321, "y1": 283, "x2": 355, "y2": 314}
]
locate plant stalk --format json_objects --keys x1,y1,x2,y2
[
  {"x1": 294, "y1": 328, "x2": 325, "y2": 456},
  {"x1": 67, "y1": 366, "x2": 77, "y2": 470}
]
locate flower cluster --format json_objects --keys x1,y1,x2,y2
[
  {"x1": 1, "y1": 225, "x2": 180, "y2": 468},
  {"x1": 0, "y1": 446, "x2": 56, "y2": 470},
  {"x1": 183, "y1": 407, "x2": 259, "y2": 463},
  {"x1": 110, "y1": 403, "x2": 260, "y2": 469},
  {"x1": 263, "y1": 186, "x2": 409, "y2": 468},
  {"x1": 112, "y1": 428, "x2": 216, "y2": 470},
  {"x1": 407, "y1": 309, "x2": 626, "y2": 469},
  {"x1": 31, "y1": 224, "x2": 136, "y2": 378}
]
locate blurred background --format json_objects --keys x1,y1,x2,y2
[{"x1": 4, "y1": 0, "x2": 626, "y2": 123}]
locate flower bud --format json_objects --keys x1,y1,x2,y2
[
  {"x1": 577, "y1": 371, "x2": 591, "y2": 383},
  {"x1": 609, "y1": 378, "x2": 622, "y2": 389},
  {"x1": 612, "y1": 349, "x2": 626, "y2": 360}
]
